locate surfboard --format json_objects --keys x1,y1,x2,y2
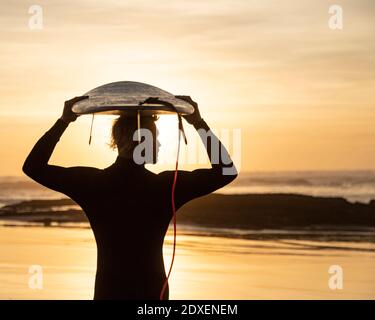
[{"x1": 71, "y1": 81, "x2": 194, "y2": 116}]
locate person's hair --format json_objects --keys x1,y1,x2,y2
[{"x1": 109, "y1": 113, "x2": 159, "y2": 153}]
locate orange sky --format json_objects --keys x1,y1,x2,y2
[{"x1": 0, "y1": 0, "x2": 374, "y2": 175}]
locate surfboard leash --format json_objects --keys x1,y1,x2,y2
[
  {"x1": 139, "y1": 97, "x2": 188, "y2": 300},
  {"x1": 159, "y1": 118, "x2": 180, "y2": 300}
]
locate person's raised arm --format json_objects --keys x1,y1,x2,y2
[
  {"x1": 164, "y1": 96, "x2": 238, "y2": 205},
  {"x1": 22, "y1": 96, "x2": 90, "y2": 196},
  {"x1": 177, "y1": 95, "x2": 238, "y2": 177}
]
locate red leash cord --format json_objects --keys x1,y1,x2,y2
[
  {"x1": 86, "y1": 101, "x2": 187, "y2": 300},
  {"x1": 159, "y1": 115, "x2": 183, "y2": 300}
]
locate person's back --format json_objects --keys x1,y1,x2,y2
[
  {"x1": 22, "y1": 95, "x2": 238, "y2": 299},
  {"x1": 82, "y1": 158, "x2": 174, "y2": 299}
]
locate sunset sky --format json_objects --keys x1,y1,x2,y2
[{"x1": 0, "y1": 0, "x2": 374, "y2": 175}]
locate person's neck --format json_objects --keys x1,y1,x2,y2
[
  {"x1": 118, "y1": 153, "x2": 133, "y2": 160},
  {"x1": 115, "y1": 154, "x2": 145, "y2": 167},
  {"x1": 117, "y1": 150, "x2": 154, "y2": 166}
]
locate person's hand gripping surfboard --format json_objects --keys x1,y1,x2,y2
[
  {"x1": 60, "y1": 96, "x2": 89, "y2": 124},
  {"x1": 174, "y1": 95, "x2": 203, "y2": 126}
]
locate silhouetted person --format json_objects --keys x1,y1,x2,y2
[{"x1": 22, "y1": 95, "x2": 238, "y2": 299}]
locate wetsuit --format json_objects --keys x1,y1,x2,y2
[{"x1": 22, "y1": 117, "x2": 237, "y2": 299}]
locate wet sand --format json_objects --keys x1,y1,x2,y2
[{"x1": 1, "y1": 226, "x2": 375, "y2": 299}]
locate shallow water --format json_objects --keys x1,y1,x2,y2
[{"x1": 0, "y1": 226, "x2": 374, "y2": 299}]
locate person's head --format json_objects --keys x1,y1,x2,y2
[{"x1": 109, "y1": 113, "x2": 160, "y2": 164}]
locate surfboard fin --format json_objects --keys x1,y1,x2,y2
[
  {"x1": 137, "y1": 110, "x2": 141, "y2": 144},
  {"x1": 88, "y1": 113, "x2": 95, "y2": 145},
  {"x1": 178, "y1": 114, "x2": 188, "y2": 145}
]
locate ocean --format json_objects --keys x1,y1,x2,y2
[
  {"x1": 1, "y1": 170, "x2": 375, "y2": 209},
  {"x1": 223, "y1": 170, "x2": 375, "y2": 204}
]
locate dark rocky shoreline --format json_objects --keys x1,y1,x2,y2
[{"x1": 0, "y1": 193, "x2": 374, "y2": 230}]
